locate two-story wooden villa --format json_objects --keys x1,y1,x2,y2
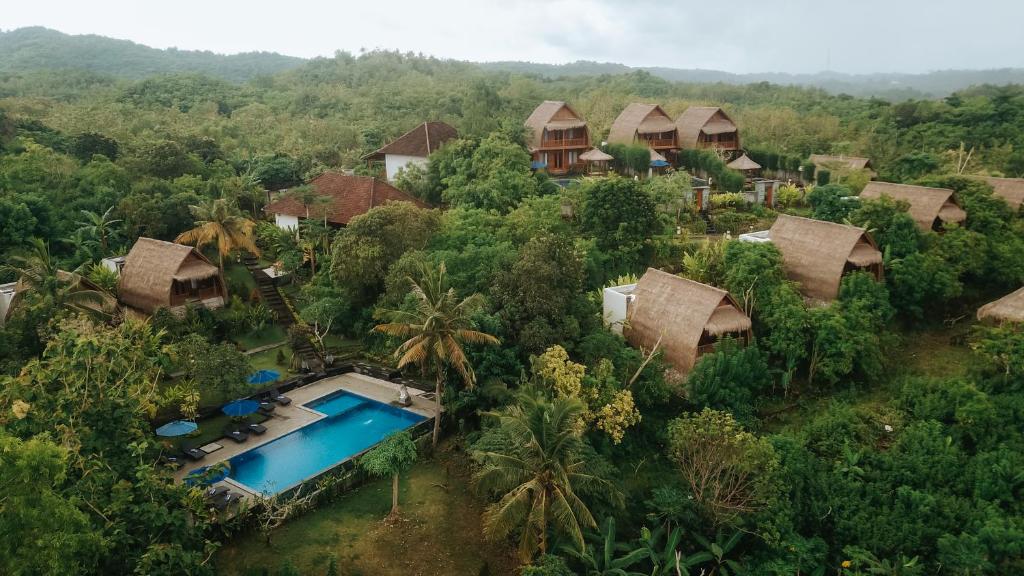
[
  {"x1": 608, "y1": 103, "x2": 679, "y2": 158},
  {"x1": 676, "y1": 106, "x2": 741, "y2": 154},
  {"x1": 524, "y1": 101, "x2": 591, "y2": 175}
]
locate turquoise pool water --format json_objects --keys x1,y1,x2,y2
[{"x1": 226, "y1": 390, "x2": 426, "y2": 495}]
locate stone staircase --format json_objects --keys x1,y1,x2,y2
[
  {"x1": 242, "y1": 255, "x2": 323, "y2": 372},
  {"x1": 699, "y1": 211, "x2": 718, "y2": 234}
]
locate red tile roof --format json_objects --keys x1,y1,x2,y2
[
  {"x1": 364, "y1": 121, "x2": 459, "y2": 160},
  {"x1": 264, "y1": 172, "x2": 429, "y2": 226}
]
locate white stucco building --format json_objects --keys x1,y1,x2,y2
[{"x1": 363, "y1": 121, "x2": 459, "y2": 181}]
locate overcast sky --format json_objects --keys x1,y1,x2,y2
[{"x1": 5, "y1": 0, "x2": 1023, "y2": 74}]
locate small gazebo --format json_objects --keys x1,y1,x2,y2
[
  {"x1": 727, "y1": 153, "x2": 762, "y2": 179},
  {"x1": 580, "y1": 148, "x2": 613, "y2": 175}
]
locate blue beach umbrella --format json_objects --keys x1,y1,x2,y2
[
  {"x1": 155, "y1": 420, "x2": 198, "y2": 437},
  {"x1": 222, "y1": 399, "x2": 260, "y2": 417},
  {"x1": 650, "y1": 159, "x2": 670, "y2": 168},
  {"x1": 530, "y1": 160, "x2": 548, "y2": 170},
  {"x1": 184, "y1": 463, "x2": 230, "y2": 487},
  {"x1": 247, "y1": 369, "x2": 281, "y2": 385}
]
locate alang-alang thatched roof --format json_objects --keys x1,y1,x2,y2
[
  {"x1": 675, "y1": 106, "x2": 739, "y2": 149},
  {"x1": 977, "y1": 287, "x2": 1024, "y2": 323},
  {"x1": 980, "y1": 176, "x2": 1024, "y2": 212},
  {"x1": 860, "y1": 182, "x2": 966, "y2": 231},
  {"x1": 523, "y1": 100, "x2": 588, "y2": 151},
  {"x1": 118, "y1": 237, "x2": 223, "y2": 313},
  {"x1": 809, "y1": 154, "x2": 873, "y2": 171},
  {"x1": 769, "y1": 214, "x2": 883, "y2": 302},
  {"x1": 608, "y1": 103, "x2": 676, "y2": 144},
  {"x1": 624, "y1": 268, "x2": 751, "y2": 375}
]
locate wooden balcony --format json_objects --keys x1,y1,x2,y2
[
  {"x1": 539, "y1": 137, "x2": 588, "y2": 149},
  {"x1": 170, "y1": 285, "x2": 224, "y2": 307},
  {"x1": 643, "y1": 138, "x2": 677, "y2": 149},
  {"x1": 699, "y1": 139, "x2": 739, "y2": 150},
  {"x1": 546, "y1": 161, "x2": 589, "y2": 175}
]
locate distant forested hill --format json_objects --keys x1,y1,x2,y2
[
  {"x1": 0, "y1": 27, "x2": 306, "y2": 82},
  {"x1": 483, "y1": 60, "x2": 1024, "y2": 100}
]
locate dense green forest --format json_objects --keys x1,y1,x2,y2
[
  {"x1": 1, "y1": 41, "x2": 1023, "y2": 576},
  {"x1": 5, "y1": 27, "x2": 1024, "y2": 97},
  {"x1": 0, "y1": 27, "x2": 305, "y2": 81}
]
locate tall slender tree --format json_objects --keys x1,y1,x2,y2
[
  {"x1": 75, "y1": 205, "x2": 122, "y2": 256},
  {"x1": 473, "y1": 393, "x2": 617, "y2": 561},
  {"x1": 174, "y1": 198, "x2": 260, "y2": 275},
  {"x1": 373, "y1": 262, "x2": 498, "y2": 446}
]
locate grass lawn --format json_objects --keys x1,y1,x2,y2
[
  {"x1": 233, "y1": 325, "x2": 288, "y2": 351},
  {"x1": 215, "y1": 446, "x2": 516, "y2": 576},
  {"x1": 225, "y1": 261, "x2": 257, "y2": 297},
  {"x1": 248, "y1": 346, "x2": 297, "y2": 378}
]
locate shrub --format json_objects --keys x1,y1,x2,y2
[{"x1": 686, "y1": 339, "x2": 771, "y2": 423}]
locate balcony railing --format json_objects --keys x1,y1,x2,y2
[
  {"x1": 171, "y1": 286, "x2": 222, "y2": 306},
  {"x1": 539, "y1": 137, "x2": 588, "y2": 148},
  {"x1": 699, "y1": 140, "x2": 739, "y2": 149},
  {"x1": 643, "y1": 138, "x2": 677, "y2": 148}
]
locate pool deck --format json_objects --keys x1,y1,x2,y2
[{"x1": 176, "y1": 372, "x2": 438, "y2": 502}]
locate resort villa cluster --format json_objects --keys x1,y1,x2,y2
[{"x1": 4, "y1": 81, "x2": 1023, "y2": 574}]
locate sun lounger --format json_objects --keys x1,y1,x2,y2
[
  {"x1": 161, "y1": 454, "x2": 183, "y2": 469},
  {"x1": 224, "y1": 429, "x2": 248, "y2": 443},
  {"x1": 204, "y1": 485, "x2": 229, "y2": 500},
  {"x1": 258, "y1": 402, "x2": 276, "y2": 415},
  {"x1": 247, "y1": 423, "x2": 267, "y2": 435},
  {"x1": 271, "y1": 391, "x2": 291, "y2": 406},
  {"x1": 212, "y1": 491, "x2": 243, "y2": 511},
  {"x1": 182, "y1": 447, "x2": 205, "y2": 461}
]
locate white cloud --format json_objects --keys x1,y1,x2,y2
[{"x1": 4, "y1": 0, "x2": 1023, "y2": 73}]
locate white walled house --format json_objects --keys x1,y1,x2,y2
[
  {"x1": 383, "y1": 154, "x2": 429, "y2": 181},
  {"x1": 0, "y1": 282, "x2": 16, "y2": 327},
  {"x1": 363, "y1": 121, "x2": 458, "y2": 182},
  {"x1": 602, "y1": 283, "x2": 637, "y2": 335},
  {"x1": 274, "y1": 213, "x2": 300, "y2": 231},
  {"x1": 100, "y1": 255, "x2": 127, "y2": 275}
]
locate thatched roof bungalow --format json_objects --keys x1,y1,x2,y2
[
  {"x1": 860, "y1": 182, "x2": 966, "y2": 232},
  {"x1": 980, "y1": 176, "x2": 1024, "y2": 212},
  {"x1": 265, "y1": 172, "x2": 428, "y2": 231},
  {"x1": 809, "y1": 154, "x2": 873, "y2": 172},
  {"x1": 524, "y1": 101, "x2": 590, "y2": 175},
  {"x1": 768, "y1": 214, "x2": 884, "y2": 302},
  {"x1": 364, "y1": 121, "x2": 458, "y2": 181},
  {"x1": 608, "y1": 103, "x2": 678, "y2": 154},
  {"x1": 676, "y1": 106, "x2": 740, "y2": 152},
  {"x1": 118, "y1": 237, "x2": 226, "y2": 315},
  {"x1": 977, "y1": 287, "x2": 1024, "y2": 323},
  {"x1": 618, "y1": 268, "x2": 752, "y2": 375}
]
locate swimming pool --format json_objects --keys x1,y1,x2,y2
[{"x1": 226, "y1": 390, "x2": 426, "y2": 495}]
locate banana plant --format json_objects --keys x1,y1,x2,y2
[
  {"x1": 638, "y1": 523, "x2": 713, "y2": 576},
  {"x1": 562, "y1": 517, "x2": 649, "y2": 576},
  {"x1": 692, "y1": 530, "x2": 744, "y2": 576}
]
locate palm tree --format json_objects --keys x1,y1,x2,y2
[
  {"x1": 473, "y1": 393, "x2": 619, "y2": 561},
  {"x1": 174, "y1": 198, "x2": 260, "y2": 275},
  {"x1": 76, "y1": 205, "x2": 122, "y2": 256},
  {"x1": 2, "y1": 238, "x2": 110, "y2": 318},
  {"x1": 372, "y1": 262, "x2": 498, "y2": 447}
]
